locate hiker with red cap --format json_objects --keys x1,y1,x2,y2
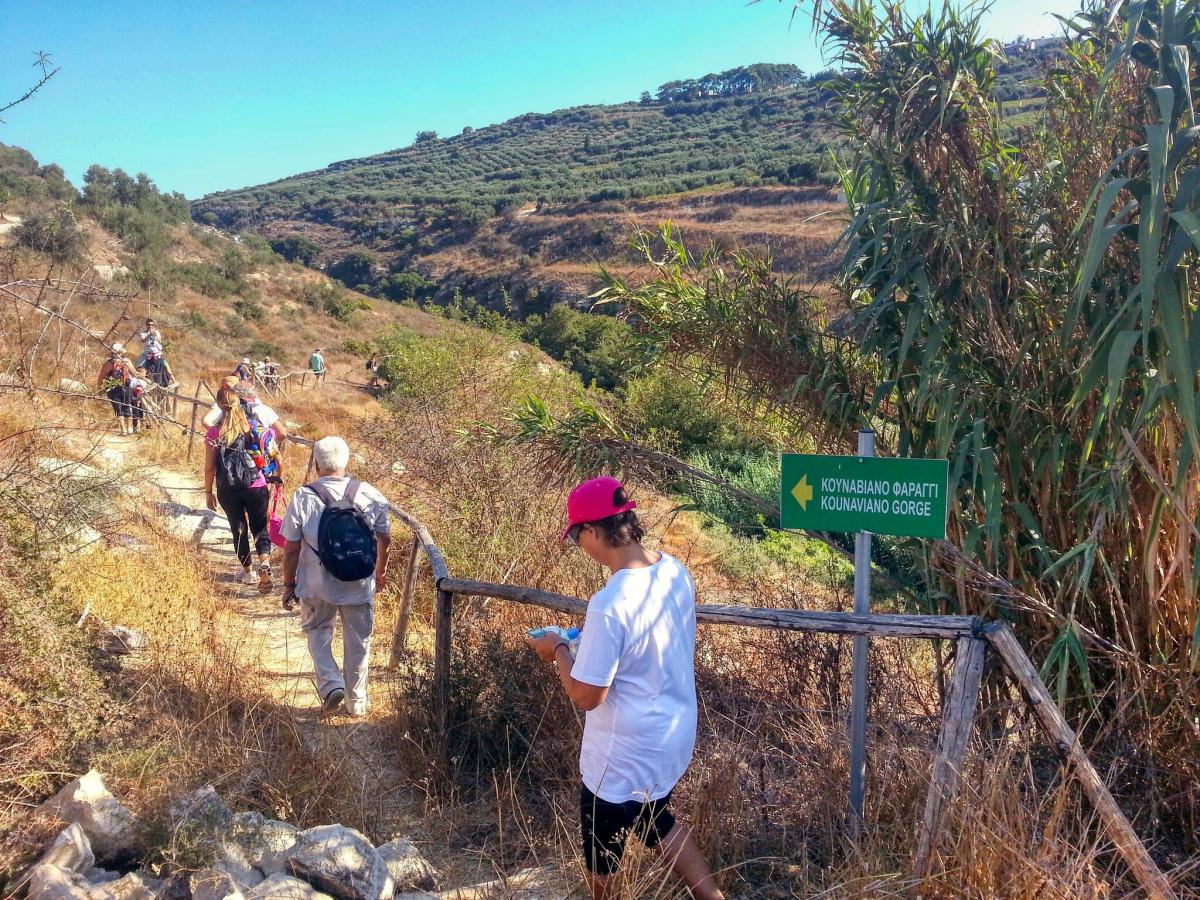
[{"x1": 526, "y1": 476, "x2": 723, "y2": 900}]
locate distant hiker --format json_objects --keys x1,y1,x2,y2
[
  {"x1": 309, "y1": 348, "x2": 326, "y2": 387},
  {"x1": 526, "y1": 477, "x2": 722, "y2": 900},
  {"x1": 366, "y1": 353, "x2": 381, "y2": 390},
  {"x1": 262, "y1": 356, "x2": 279, "y2": 389},
  {"x1": 131, "y1": 317, "x2": 163, "y2": 367},
  {"x1": 234, "y1": 357, "x2": 253, "y2": 382},
  {"x1": 129, "y1": 317, "x2": 175, "y2": 388},
  {"x1": 280, "y1": 435, "x2": 391, "y2": 717},
  {"x1": 204, "y1": 384, "x2": 283, "y2": 593},
  {"x1": 96, "y1": 343, "x2": 137, "y2": 435},
  {"x1": 203, "y1": 377, "x2": 289, "y2": 448},
  {"x1": 129, "y1": 367, "x2": 152, "y2": 433}
]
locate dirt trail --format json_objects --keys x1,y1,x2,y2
[
  {"x1": 95, "y1": 430, "x2": 421, "y2": 836},
  {"x1": 72, "y1": 424, "x2": 570, "y2": 896}
]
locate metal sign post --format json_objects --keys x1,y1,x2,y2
[
  {"x1": 848, "y1": 429, "x2": 874, "y2": 840},
  {"x1": 779, "y1": 437, "x2": 949, "y2": 840}
]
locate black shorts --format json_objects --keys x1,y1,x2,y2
[
  {"x1": 106, "y1": 385, "x2": 131, "y2": 417},
  {"x1": 579, "y1": 784, "x2": 676, "y2": 876}
]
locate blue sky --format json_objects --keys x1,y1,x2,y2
[{"x1": 2, "y1": 1, "x2": 1077, "y2": 199}]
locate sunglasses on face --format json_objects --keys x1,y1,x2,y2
[{"x1": 567, "y1": 524, "x2": 586, "y2": 546}]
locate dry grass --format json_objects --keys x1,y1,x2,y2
[{"x1": 2, "y1": 215, "x2": 1194, "y2": 897}]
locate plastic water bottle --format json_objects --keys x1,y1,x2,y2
[{"x1": 528, "y1": 625, "x2": 582, "y2": 657}]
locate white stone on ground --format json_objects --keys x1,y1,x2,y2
[
  {"x1": 39, "y1": 770, "x2": 137, "y2": 862},
  {"x1": 36, "y1": 824, "x2": 95, "y2": 874},
  {"x1": 245, "y1": 873, "x2": 334, "y2": 899},
  {"x1": 285, "y1": 824, "x2": 394, "y2": 900},
  {"x1": 375, "y1": 838, "x2": 438, "y2": 892}
]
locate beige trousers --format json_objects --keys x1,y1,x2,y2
[{"x1": 298, "y1": 597, "x2": 373, "y2": 714}]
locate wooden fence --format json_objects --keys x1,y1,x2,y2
[{"x1": 137, "y1": 382, "x2": 1176, "y2": 899}]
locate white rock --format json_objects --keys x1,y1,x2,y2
[
  {"x1": 92, "y1": 265, "x2": 131, "y2": 282},
  {"x1": 40, "y1": 770, "x2": 137, "y2": 862},
  {"x1": 171, "y1": 785, "x2": 229, "y2": 826},
  {"x1": 37, "y1": 824, "x2": 95, "y2": 874},
  {"x1": 26, "y1": 864, "x2": 93, "y2": 899},
  {"x1": 105, "y1": 871, "x2": 162, "y2": 900},
  {"x1": 286, "y1": 825, "x2": 393, "y2": 900},
  {"x1": 228, "y1": 812, "x2": 298, "y2": 876},
  {"x1": 245, "y1": 874, "x2": 333, "y2": 899},
  {"x1": 64, "y1": 525, "x2": 103, "y2": 556},
  {"x1": 59, "y1": 378, "x2": 93, "y2": 395},
  {"x1": 84, "y1": 868, "x2": 121, "y2": 885},
  {"x1": 98, "y1": 626, "x2": 147, "y2": 656},
  {"x1": 169, "y1": 789, "x2": 263, "y2": 887},
  {"x1": 389, "y1": 460, "x2": 407, "y2": 476},
  {"x1": 189, "y1": 869, "x2": 245, "y2": 900},
  {"x1": 375, "y1": 839, "x2": 437, "y2": 892}
]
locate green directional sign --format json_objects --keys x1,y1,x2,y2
[{"x1": 780, "y1": 453, "x2": 949, "y2": 538}]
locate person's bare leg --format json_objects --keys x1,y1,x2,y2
[{"x1": 655, "y1": 823, "x2": 723, "y2": 900}]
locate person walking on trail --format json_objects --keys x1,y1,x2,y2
[
  {"x1": 203, "y1": 377, "x2": 289, "y2": 448},
  {"x1": 132, "y1": 318, "x2": 175, "y2": 388},
  {"x1": 262, "y1": 356, "x2": 279, "y2": 390},
  {"x1": 129, "y1": 367, "x2": 152, "y2": 433},
  {"x1": 526, "y1": 476, "x2": 723, "y2": 900},
  {"x1": 365, "y1": 352, "x2": 381, "y2": 390},
  {"x1": 279, "y1": 436, "x2": 391, "y2": 717},
  {"x1": 309, "y1": 348, "x2": 326, "y2": 386},
  {"x1": 96, "y1": 343, "x2": 137, "y2": 435},
  {"x1": 204, "y1": 384, "x2": 283, "y2": 593},
  {"x1": 234, "y1": 357, "x2": 253, "y2": 382}
]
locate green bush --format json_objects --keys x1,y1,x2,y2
[
  {"x1": 523, "y1": 305, "x2": 647, "y2": 391},
  {"x1": 621, "y1": 368, "x2": 753, "y2": 455},
  {"x1": 247, "y1": 338, "x2": 282, "y2": 359},
  {"x1": 374, "y1": 331, "x2": 462, "y2": 405},
  {"x1": 233, "y1": 295, "x2": 266, "y2": 322},
  {"x1": 271, "y1": 235, "x2": 321, "y2": 265},
  {"x1": 174, "y1": 261, "x2": 241, "y2": 298},
  {"x1": 14, "y1": 207, "x2": 85, "y2": 263}
]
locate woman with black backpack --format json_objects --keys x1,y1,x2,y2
[{"x1": 203, "y1": 384, "x2": 282, "y2": 593}]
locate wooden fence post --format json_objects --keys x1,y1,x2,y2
[
  {"x1": 984, "y1": 622, "x2": 1176, "y2": 900},
  {"x1": 185, "y1": 380, "x2": 202, "y2": 459},
  {"x1": 913, "y1": 634, "x2": 988, "y2": 879},
  {"x1": 303, "y1": 443, "x2": 316, "y2": 483},
  {"x1": 389, "y1": 534, "x2": 424, "y2": 667},
  {"x1": 434, "y1": 586, "x2": 454, "y2": 765}
]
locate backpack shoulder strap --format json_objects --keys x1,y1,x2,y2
[
  {"x1": 344, "y1": 479, "x2": 362, "y2": 506},
  {"x1": 304, "y1": 481, "x2": 337, "y2": 508}
]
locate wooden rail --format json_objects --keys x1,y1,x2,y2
[
  {"x1": 113, "y1": 379, "x2": 1176, "y2": 898},
  {"x1": 392, "y1": 521, "x2": 1173, "y2": 897}
]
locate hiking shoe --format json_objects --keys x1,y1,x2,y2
[
  {"x1": 257, "y1": 562, "x2": 273, "y2": 595},
  {"x1": 322, "y1": 688, "x2": 345, "y2": 714},
  {"x1": 241, "y1": 567, "x2": 257, "y2": 586}
]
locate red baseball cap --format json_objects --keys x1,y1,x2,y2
[{"x1": 562, "y1": 476, "x2": 637, "y2": 540}]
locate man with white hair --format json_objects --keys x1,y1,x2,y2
[{"x1": 280, "y1": 436, "x2": 391, "y2": 716}]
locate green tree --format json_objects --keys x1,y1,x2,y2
[
  {"x1": 270, "y1": 235, "x2": 322, "y2": 265},
  {"x1": 328, "y1": 250, "x2": 378, "y2": 289}
]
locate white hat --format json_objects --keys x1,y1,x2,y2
[
  {"x1": 111, "y1": 342, "x2": 124, "y2": 353},
  {"x1": 242, "y1": 357, "x2": 250, "y2": 364}
]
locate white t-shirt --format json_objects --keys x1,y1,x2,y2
[
  {"x1": 280, "y1": 476, "x2": 391, "y2": 605},
  {"x1": 202, "y1": 401, "x2": 279, "y2": 430},
  {"x1": 571, "y1": 551, "x2": 698, "y2": 803}
]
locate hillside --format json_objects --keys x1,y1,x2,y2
[{"x1": 192, "y1": 47, "x2": 1058, "y2": 314}]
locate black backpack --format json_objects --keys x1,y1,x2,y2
[
  {"x1": 304, "y1": 480, "x2": 378, "y2": 582},
  {"x1": 214, "y1": 433, "x2": 259, "y2": 490}
]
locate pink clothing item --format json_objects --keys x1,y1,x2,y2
[
  {"x1": 206, "y1": 424, "x2": 272, "y2": 489},
  {"x1": 562, "y1": 476, "x2": 637, "y2": 539}
]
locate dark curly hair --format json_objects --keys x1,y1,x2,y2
[{"x1": 588, "y1": 487, "x2": 645, "y2": 547}]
